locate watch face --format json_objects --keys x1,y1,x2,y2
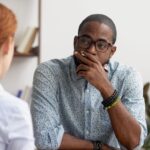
[{"x1": 92, "y1": 141, "x2": 102, "y2": 150}]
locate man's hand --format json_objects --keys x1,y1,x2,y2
[
  {"x1": 74, "y1": 51, "x2": 108, "y2": 89},
  {"x1": 74, "y1": 50, "x2": 114, "y2": 99}
]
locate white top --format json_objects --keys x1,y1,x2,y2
[{"x1": 0, "y1": 84, "x2": 35, "y2": 150}]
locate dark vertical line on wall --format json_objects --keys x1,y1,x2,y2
[{"x1": 38, "y1": 0, "x2": 41, "y2": 64}]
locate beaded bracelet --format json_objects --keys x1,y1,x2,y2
[
  {"x1": 102, "y1": 89, "x2": 119, "y2": 109},
  {"x1": 102, "y1": 90, "x2": 118, "y2": 106},
  {"x1": 105, "y1": 97, "x2": 120, "y2": 110}
]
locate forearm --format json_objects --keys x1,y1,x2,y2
[
  {"x1": 108, "y1": 101, "x2": 141, "y2": 150},
  {"x1": 99, "y1": 81, "x2": 141, "y2": 150},
  {"x1": 59, "y1": 133, "x2": 93, "y2": 150},
  {"x1": 59, "y1": 133, "x2": 116, "y2": 150}
]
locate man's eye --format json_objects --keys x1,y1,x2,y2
[
  {"x1": 80, "y1": 39, "x2": 90, "y2": 45},
  {"x1": 79, "y1": 41, "x2": 90, "y2": 49},
  {"x1": 97, "y1": 42, "x2": 107, "y2": 49}
]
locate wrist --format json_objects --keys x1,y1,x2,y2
[
  {"x1": 97, "y1": 80, "x2": 114, "y2": 99},
  {"x1": 101, "y1": 89, "x2": 120, "y2": 110},
  {"x1": 92, "y1": 141, "x2": 103, "y2": 150}
]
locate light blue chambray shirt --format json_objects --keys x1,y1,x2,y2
[{"x1": 31, "y1": 56, "x2": 147, "y2": 150}]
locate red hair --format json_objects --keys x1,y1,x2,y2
[{"x1": 0, "y1": 3, "x2": 17, "y2": 47}]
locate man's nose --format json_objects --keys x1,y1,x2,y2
[{"x1": 86, "y1": 43, "x2": 97, "y2": 55}]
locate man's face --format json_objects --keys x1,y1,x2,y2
[{"x1": 74, "y1": 21, "x2": 116, "y2": 66}]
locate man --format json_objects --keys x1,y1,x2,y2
[
  {"x1": 0, "y1": 3, "x2": 35, "y2": 150},
  {"x1": 31, "y1": 14, "x2": 147, "y2": 150}
]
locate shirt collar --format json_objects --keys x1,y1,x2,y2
[{"x1": 104, "y1": 63, "x2": 109, "y2": 72}]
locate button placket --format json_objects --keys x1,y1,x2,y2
[{"x1": 84, "y1": 83, "x2": 91, "y2": 138}]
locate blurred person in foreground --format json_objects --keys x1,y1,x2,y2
[{"x1": 0, "y1": 3, "x2": 35, "y2": 150}]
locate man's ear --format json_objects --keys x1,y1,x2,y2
[
  {"x1": 109, "y1": 46, "x2": 117, "y2": 58},
  {"x1": 74, "y1": 36, "x2": 78, "y2": 51},
  {"x1": 1, "y1": 38, "x2": 10, "y2": 55}
]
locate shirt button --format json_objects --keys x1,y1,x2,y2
[
  {"x1": 86, "y1": 110, "x2": 90, "y2": 114},
  {"x1": 86, "y1": 89, "x2": 90, "y2": 93},
  {"x1": 86, "y1": 130, "x2": 89, "y2": 135}
]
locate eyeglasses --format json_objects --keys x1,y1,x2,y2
[{"x1": 77, "y1": 35, "x2": 112, "y2": 52}]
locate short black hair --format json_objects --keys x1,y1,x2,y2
[{"x1": 78, "y1": 14, "x2": 117, "y2": 44}]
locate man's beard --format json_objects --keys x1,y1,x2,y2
[{"x1": 73, "y1": 55, "x2": 81, "y2": 67}]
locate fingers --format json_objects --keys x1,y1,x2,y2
[
  {"x1": 74, "y1": 51, "x2": 99, "y2": 66},
  {"x1": 76, "y1": 64, "x2": 89, "y2": 73},
  {"x1": 81, "y1": 51, "x2": 86, "y2": 57},
  {"x1": 82, "y1": 51, "x2": 98, "y2": 63},
  {"x1": 74, "y1": 51, "x2": 91, "y2": 66}
]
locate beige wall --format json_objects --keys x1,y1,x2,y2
[{"x1": 1, "y1": 0, "x2": 150, "y2": 95}]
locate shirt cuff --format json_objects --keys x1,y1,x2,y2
[{"x1": 54, "y1": 124, "x2": 64, "y2": 148}]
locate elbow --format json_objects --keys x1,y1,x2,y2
[
  {"x1": 125, "y1": 136, "x2": 140, "y2": 150},
  {"x1": 125, "y1": 124, "x2": 141, "y2": 150}
]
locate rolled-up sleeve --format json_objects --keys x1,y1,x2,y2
[
  {"x1": 31, "y1": 63, "x2": 64, "y2": 150},
  {"x1": 120, "y1": 68, "x2": 147, "y2": 149}
]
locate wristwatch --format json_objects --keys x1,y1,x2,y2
[{"x1": 92, "y1": 141, "x2": 102, "y2": 150}]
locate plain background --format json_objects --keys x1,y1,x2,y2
[{"x1": 1, "y1": 0, "x2": 150, "y2": 95}]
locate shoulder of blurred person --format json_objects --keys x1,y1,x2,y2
[
  {"x1": 0, "y1": 84, "x2": 35, "y2": 150},
  {"x1": 0, "y1": 84, "x2": 34, "y2": 139},
  {"x1": 0, "y1": 3, "x2": 35, "y2": 150}
]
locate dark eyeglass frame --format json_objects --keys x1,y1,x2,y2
[{"x1": 77, "y1": 35, "x2": 113, "y2": 52}]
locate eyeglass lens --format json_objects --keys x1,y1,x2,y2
[{"x1": 78, "y1": 35, "x2": 110, "y2": 51}]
